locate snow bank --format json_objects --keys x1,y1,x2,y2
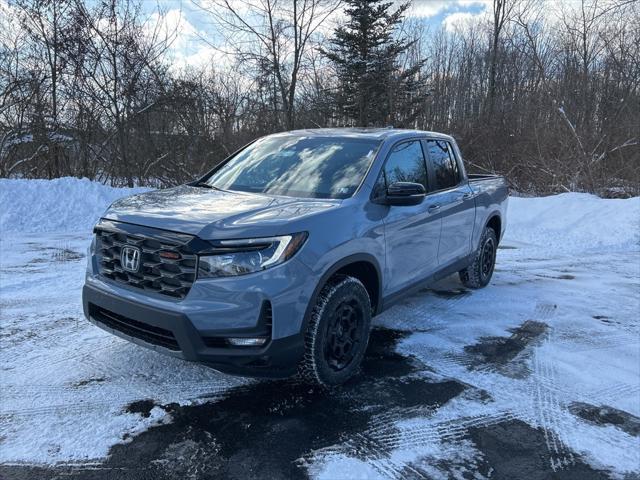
[
  {"x1": 0, "y1": 177, "x2": 150, "y2": 234},
  {"x1": 506, "y1": 193, "x2": 640, "y2": 252}
]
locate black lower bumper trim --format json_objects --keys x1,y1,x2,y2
[
  {"x1": 83, "y1": 283, "x2": 304, "y2": 378},
  {"x1": 89, "y1": 304, "x2": 180, "y2": 351}
]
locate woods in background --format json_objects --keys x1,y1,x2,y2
[{"x1": 1, "y1": 0, "x2": 638, "y2": 196}]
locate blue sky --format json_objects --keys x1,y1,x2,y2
[
  {"x1": 140, "y1": 0, "x2": 491, "y2": 69},
  {"x1": 161, "y1": 0, "x2": 490, "y2": 29}
]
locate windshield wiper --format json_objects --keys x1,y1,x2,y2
[{"x1": 194, "y1": 181, "x2": 221, "y2": 191}]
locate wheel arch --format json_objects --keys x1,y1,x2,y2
[
  {"x1": 301, "y1": 254, "x2": 383, "y2": 333},
  {"x1": 486, "y1": 213, "x2": 502, "y2": 243}
]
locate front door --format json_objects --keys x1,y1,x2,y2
[{"x1": 378, "y1": 140, "x2": 442, "y2": 296}]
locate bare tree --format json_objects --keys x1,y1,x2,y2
[
  {"x1": 7, "y1": 0, "x2": 78, "y2": 178},
  {"x1": 487, "y1": 0, "x2": 517, "y2": 115},
  {"x1": 74, "y1": 0, "x2": 173, "y2": 186},
  {"x1": 192, "y1": 0, "x2": 338, "y2": 129}
]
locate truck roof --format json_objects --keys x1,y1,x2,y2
[{"x1": 275, "y1": 128, "x2": 455, "y2": 143}]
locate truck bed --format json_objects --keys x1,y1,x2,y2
[{"x1": 468, "y1": 173, "x2": 503, "y2": 182}]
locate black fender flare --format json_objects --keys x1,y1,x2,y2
[
  {"x1": 484, "y1": 212, "x2": 502, "y2": 243},
  {"x1": 300, "y1": 253, "x2": 383, "y2": 334}
]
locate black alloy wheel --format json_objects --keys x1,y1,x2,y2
[
  {"x1": 325, "y1": 298, "x2": 366, "y2": 371},
  {"x1": 480, "y1": 235, "x2": 496, "y2": 282}
]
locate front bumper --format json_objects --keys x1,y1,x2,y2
[
  {"x1": 83, "y1": 253, "x2": 315, "y2": 377},
  {"x1": 83, "y1": 284, "x2": 305, "y2": 377}
]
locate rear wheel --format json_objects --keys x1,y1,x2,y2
[
  {"x1": 459, "y1": 226, "x2": 497, "y2": 289},
  {"x1": 299, "y1": 275, "x2": 371, "y2": 386}
]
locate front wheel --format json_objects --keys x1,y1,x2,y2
[
  {"x1": 459, "y1": 227, "x2": 497, "y2": 289},
  {"x1": 299, "y1": 275, "x2": 372, "y2": 386}
]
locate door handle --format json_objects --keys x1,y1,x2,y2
[
  {"x1": 463, "y1": 193, "x2": 474, "y2": 200},
  {"x1": 428, "y1": 204, "x2": 441, "y2": 213}
]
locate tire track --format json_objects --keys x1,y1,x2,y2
[
  {"x1": 588, "y1": 382, "x2": 640, "y2": 406},
  {"x1": 0, "y1": 401, "x2": 126, "y2": 421},
  {"x1": 302, "y1": 409, "x2": 519, "y2": 479},
  {"x1": 528, "y1": 301, "x2": 577, "y2": 471},
  {"x1": 3, "y1": 336, "x2": 120, "y2": 374}
]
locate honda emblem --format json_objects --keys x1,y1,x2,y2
[{"x1": 121, "y1": 246, "x2": 141, "y2": 273}]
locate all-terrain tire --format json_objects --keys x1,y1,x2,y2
[
  {"x1": 299, "y1": 275, "x2": 372, "y2": 386},
  {"x1": 459, "y1": 226, "x2": 498, "y2": 289}
]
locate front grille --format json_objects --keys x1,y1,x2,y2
[
  {"x1": 89, "y1": 303, "x2": 180, "y2": 351},
  {"x1": 95, "y1": 223, "x2": 197, "y2": 299}
]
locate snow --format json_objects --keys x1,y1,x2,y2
[
  {"x1": 507, "y1": 193, "x2": 640, "y2": 253},
  {"x1": 0, "y1": 177, "x2": 150, "y2": 234},
  {"x1": 312, "y1": 456, "x2": 382, "y2": 480},
  {"x1": 2, "y1": 133, "x2": 33, "y2": 147},
  {"x1": 0, "y1": 178, "x2": 639, "y2": 477}
]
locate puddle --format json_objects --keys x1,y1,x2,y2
[
  {"x1": 467, "y1": 420, "x2": 609, "y2": 479},
  {"x1": 570, "y1": 402, "x2": 640, "y2": 437},
  {"x1": 461, "y1": 320, "x2": 548, "y2": 378},
  {"x1": 125, "y1": 399, "x2": 158, "y2": 418},
  {"x1": 361, "y1": 328, "x2": 424, "y2": 377},
  {"x1": 465, "y1": 320, "x2": 548, "y2": 365}
]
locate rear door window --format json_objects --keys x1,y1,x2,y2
[{"x1": 425, "y1": 140, "x2": 460, "y2": 190}]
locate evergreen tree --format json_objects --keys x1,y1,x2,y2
[{"x1": 321, "y1": 0, "x2": 425, "y2": 127}]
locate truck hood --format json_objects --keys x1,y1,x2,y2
[{"x1": 102, "y1": 185, "x2": 341, "y2": 239}]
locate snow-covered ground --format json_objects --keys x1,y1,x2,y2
[{"x1": 0, "y1": 178, "x2": 639, "y2": 479}]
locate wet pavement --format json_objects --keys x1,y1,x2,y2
[{"x1": 1, "y1": 328, "x2": 610, "y2": 480}]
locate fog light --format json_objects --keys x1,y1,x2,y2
[{"x1": 226, "y1": 337, "x2": 267, "y2": 347}]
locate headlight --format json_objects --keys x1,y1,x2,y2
[{"x1": 197, "y1": 232, "x2": 307, "y2": 278}]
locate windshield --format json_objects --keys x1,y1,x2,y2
[{"x1": 204, "y1": 135, "x2": 380, "y2": 199}]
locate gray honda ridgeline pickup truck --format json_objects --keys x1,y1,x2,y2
[{"x1": 83, "y1": 128, "x2": 508, "y2": 385}]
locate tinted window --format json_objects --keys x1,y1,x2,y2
[
  {"x1": 205, "y1": 135, "x2": 380, "y2": 199},
  {"x1": 381, "y1": 140, "x2": 428, "y2": 190},
  {"x1": 426, "y1": 140, "x2": 460, "y2": 190}
]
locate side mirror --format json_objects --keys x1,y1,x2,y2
[{"x1": 384, "y1": 182, "x2": 426, "y2": 206}]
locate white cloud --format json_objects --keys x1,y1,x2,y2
[
  {"x1": 409, "y1": 0, "x2": 454, "y2": 18},
  {"x1": 409, "y1": 0, "x2": 490, "y2": 18},
  {"x1": 442, "y1": 10, "x2": 486, "y2": 32},
  {"x1": 457, "y1": 0, "x2": 491, "y2": 8},
  {"x1": 146, "y1": 8, "x2": 234, "y2": 71}
]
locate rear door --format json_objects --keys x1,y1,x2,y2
[
  {"x1": 376, "y1": 140, "x2": 442, "y2": 296},
  {"x1": 423, "y1": 139, "x2": 476, "y2": 266}
]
